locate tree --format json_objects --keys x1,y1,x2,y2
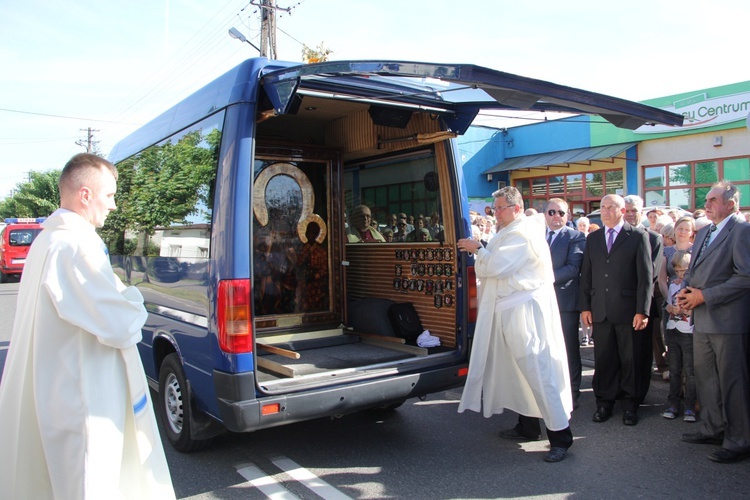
[
  {"x1": 0, "y1": 170, "x2": 60, "y2": 219},
  {"x1": 101, "y1": 128, "x2": 220, "y2": 253}
]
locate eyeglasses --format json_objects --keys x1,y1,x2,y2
[
  {"x1": 547, "y1": 210, "x2": 566, "y2": 217},
  {"x1": 492, "y1": 205, "x2": 513, "y2": 214}
]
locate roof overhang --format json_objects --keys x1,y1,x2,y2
[
  {"x1": 484, "y1": 142, "x2": 639, "y2": 173},
  {"x1": 261, "y1": 61, "x2": 684, "y2": 135}
]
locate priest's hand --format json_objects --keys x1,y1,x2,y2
[{"x1": 457, "y1": 238, "x2": 482, "y2": 255}]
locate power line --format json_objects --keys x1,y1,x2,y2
[
  {"x1": 0, "y1": 107, "x2": 138, "y2": 125},
  {"x1": 106, "y1": 0, "x2": 253, "y2": 125}
]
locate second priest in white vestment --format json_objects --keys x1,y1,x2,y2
[{"x1": 457, "y1": 186, "x2": 573, "y2": 462}]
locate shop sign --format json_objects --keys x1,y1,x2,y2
[{"x1": 635, "y1": 91, "x2": 750, "y2": 134}]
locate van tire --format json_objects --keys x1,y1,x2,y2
[{"x1": 158, "y1": 353, "x2": 211, "y2": 452}]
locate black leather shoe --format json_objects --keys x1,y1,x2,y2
[
  {"x1": 592, "y1": 407, "x2": 612, "y2": 422},
  {"x1": 622, "y1": 410, "x2": 638, "y2": 426},
  {"x1": 544, "y1": 447, "x2": 568, "y2": 463},
  {"x1": 499, "y1": 427, "x2": 542, "y2": 441},
  {"x1": 708, "y1": 448, "x2": 750, "y2": 463},
  {"x1": 682, "y1": 433, "x2": 724, "y2": 445}
]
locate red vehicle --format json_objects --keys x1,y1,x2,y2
[{"x1": 0, "y1": 218, "x2": 45, "y2": 283}]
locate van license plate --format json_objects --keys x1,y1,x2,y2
[{"x1": 11, "y1": 259, "x2": 25, "y2": 264}]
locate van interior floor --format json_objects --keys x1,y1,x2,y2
[{"x1": 255, "y1": 337, "x2": 422, "y2": 382}]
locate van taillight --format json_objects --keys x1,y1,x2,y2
[
  {"x1": 467, "y1": 266, "x2": 478, "y2": 323},
  {"x1": 217, "y1": 279, "x2": 253, "y2": 353}
]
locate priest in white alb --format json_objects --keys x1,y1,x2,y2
[
  {"x1": 457, "y1": 186, "x2": 574, "y2": 463},
  {"x1": 0, "y1": 153, "x2": 175, "y2": 498}
]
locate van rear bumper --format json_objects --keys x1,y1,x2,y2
[{"x1": 213, "y1": 364, "x2": 467, "y2": 433}]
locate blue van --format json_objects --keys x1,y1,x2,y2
[{"x1": 106, "y1": 58, "x2": 682, "y2": 451}]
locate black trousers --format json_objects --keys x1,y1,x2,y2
[
  {"x1": 560, "y1": 310, "x2": 582, "y2": 404},
  {"x1": 517, "y1": 415, "x2": 574, "y2": 449},
  {"x1": 636, "y1": 319, "x2": 654, "y2": 405},
  {"x1": 592, "y1": 319, "x2": 652, "y2": 412}
]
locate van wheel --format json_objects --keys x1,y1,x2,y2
[
  {"x1": 158, "y1": 353, "x2": 210, "y2": 452},
  {"x1": 0, "y1": 272, "x2": 7, "y2": 284}
]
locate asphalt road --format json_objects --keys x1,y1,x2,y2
[{"x1": 1, "y1": 281, "x2": 748, "y2": 499}]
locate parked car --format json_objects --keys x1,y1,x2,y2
[
  {"x1": 0, "y1": 218, "x2": 45, "y2": 283},
  {"x1": 149, "y1": 258, "x2": 181, "y2": 283}
]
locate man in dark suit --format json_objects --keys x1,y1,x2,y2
[
  {"x1": 623, "y1": 195, "x2": 664, "y2": 404},
  {"x1": 677, "y1": 180, "x2": 750, "y2": 463},
  {"x1": 580, "y1": 194, "x2": 653, "y2": 426},
  {"x1": 545, "y1": 198, "x2": 586, "y2": 408}
]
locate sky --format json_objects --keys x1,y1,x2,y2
[{"x1": 1, "y1": 0, "x2": 748, "y2": 200}]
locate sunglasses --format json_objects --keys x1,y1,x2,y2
[{"x1": 547, "y1": 210, "x2": 566, "y2": 217}]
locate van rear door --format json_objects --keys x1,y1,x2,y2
[{"x1": 261, "y1": 61, "x2": 684, "y2": 132}]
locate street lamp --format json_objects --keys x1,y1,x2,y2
[{"x1": 228, "y1": 27, "x2": 261, "y2": 53}]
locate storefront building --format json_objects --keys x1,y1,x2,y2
[{"x1": 461, "y1": 80, "x2": 750, "y2": 216}]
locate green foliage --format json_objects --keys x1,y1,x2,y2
[
  {"x1": 0, "y1": 170, "x2": 61, "y2": 219},
  {"x1": 100, "y1": 127, "x2": 219, "y2": 253}
]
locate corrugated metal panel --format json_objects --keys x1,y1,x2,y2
[{"x1": 484, "y1": 142, "x2": 638, "y2": 173}]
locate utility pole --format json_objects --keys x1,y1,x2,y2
[
  {"x1": 252, "y1": 0, "x2": 291, "y2": 59},
  {"x1": 259, "y1": 0, "x2": 277, "y2": 59},
  {"x1": 76, "y1": 127, "x2": 100, "y2": 154}
]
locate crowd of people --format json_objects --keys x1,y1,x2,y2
[
  {"x1": 347, "y1": 206, "x2": 444, "y2": 243},
  {"x1": 458, "y1": 181, "x2": 750, "y2": 464}
]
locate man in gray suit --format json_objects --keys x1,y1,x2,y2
[{"x1": 678, "y1": 180, "x2": 750, "y2": 463}]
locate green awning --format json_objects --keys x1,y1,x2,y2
[{"x1": 484, "y1": 142, "x2": 638, "y2": 173}]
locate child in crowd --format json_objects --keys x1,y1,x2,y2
[{"x1": 662, "y1": 250, "x2": 697, "y2": 422}]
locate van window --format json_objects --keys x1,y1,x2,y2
[
  {"x1": 344, "y1": 149, "x2": 444, "y2": 243},
  {"x1": 104, "y1": 113, "x2": 222, "y2": 293}
]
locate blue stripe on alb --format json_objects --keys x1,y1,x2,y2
[{"x1": 133, "y1": 393, "x2": 148, "y2": 415}]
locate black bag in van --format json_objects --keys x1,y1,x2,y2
[{"x1": 388, "y1": 302, "x2": 423, "y2": 343}]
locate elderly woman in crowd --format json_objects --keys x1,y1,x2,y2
[
  {"x1": 660, "y1": 222, "x2": 675, "y2": 248},
  {"x1": 576, "y1": 216, "x2": 591, "y2": 236}
]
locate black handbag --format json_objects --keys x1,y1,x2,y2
[{"x1": 387, "y1": 302, "x2": 423, "y2": 343}]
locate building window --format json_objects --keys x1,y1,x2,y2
[
  {"x1": 643, "y1": 157, "x2": 749, "y2": 210},
  {"x1": 513, "y1": 168, "x2": 623, "y2": 211}
]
